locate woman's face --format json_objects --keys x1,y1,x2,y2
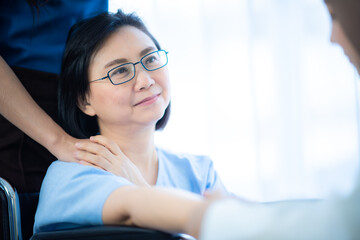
[
  {"x1": 327, "y1": 3, "x2": 360, "y2": 73},
  {"x1": 84, "y1": 26, "x2": 170, "y2": 132}
]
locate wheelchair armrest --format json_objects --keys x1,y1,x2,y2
[
  {"x1": 0, "y1": 177, "x2": 22, "y2": 240},
  {"x1": 31, "y1": 225, "x2": 191, "y2": 240}
]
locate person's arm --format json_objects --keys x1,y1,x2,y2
[
  {"x1": 197, "y1": 191, "x2": 360, "y2": 240},
  {"x1": 0, "y1": 56, "x2": 80, "y2": 162},
  {"x1": 102, "y1": 185, "x2": 208, "y2": 238}
]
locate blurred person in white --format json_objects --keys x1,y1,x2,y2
[{"x1": 195, "y1": 0, "x2": 360, "y2": 239}]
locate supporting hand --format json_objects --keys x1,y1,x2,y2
[{"x1": 74, "y1": 135, "x2": 149, "y2": 187}]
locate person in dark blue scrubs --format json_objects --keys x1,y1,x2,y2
[{"x1": 0, "y1": 1, "x2": 108, "y2": 238}]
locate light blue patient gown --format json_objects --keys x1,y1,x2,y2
[{"x1": 34, "y1": 147, "x2": 225, "y2": 233}]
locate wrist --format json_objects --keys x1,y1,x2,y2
[{"x1": 45, "y1": 129, "x2": 76, "y2": 161}]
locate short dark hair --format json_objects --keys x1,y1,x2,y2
[{"x1": 59, "y1": 10, "x2": 171, "y2": 138}]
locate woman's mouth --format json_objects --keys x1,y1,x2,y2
[{"x1": 135, "y1": 93, "x2": 160, "y2": 106}]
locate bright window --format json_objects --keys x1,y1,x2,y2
[{"x1": 109, "y1": 0, "x2": 359, "y2": 201}]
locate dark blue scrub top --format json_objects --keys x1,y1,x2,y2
[{"x1": 0, "y1": 0, "x2": 108, "y2": 74}]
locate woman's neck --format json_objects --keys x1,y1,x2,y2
[{"x1": 99, "y1": 124, "x2": 158, "y2": 184}]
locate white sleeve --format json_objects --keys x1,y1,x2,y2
[{"x1": 200, "y1": 190, "x2": 360, "y2": 240}]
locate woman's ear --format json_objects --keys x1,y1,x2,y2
[{"x1": 77, "y1": 94, "x2": 96, "y2": 117}]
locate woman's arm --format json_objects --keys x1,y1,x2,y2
[
  {"x1": 0, "y1": 56, "x2": 81, "y2": 162},
  {"x1": 102, "y1": 186, "x2": 209, "y2": 238}
]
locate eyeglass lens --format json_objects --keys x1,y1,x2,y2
[{"x1": 109, "y1": 50, "x2": 167, "y2": 84}]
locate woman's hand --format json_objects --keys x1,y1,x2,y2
[{"x1": 74, "y1": 135, "x2": 149, "y2": 187}]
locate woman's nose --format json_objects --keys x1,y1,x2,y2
[{"x1": 134, "y1": 67, "x2": 155, "y2": 91}]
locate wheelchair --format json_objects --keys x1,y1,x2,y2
[{"x1": 0, "y1": 177, "x2": 192, "y2": 240}]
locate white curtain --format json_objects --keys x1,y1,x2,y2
[{"x1": 109, "y1": 0, "x2": 359, "y2": 202}]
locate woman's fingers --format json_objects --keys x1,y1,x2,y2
[
  {"x1": 75, "y1": 136, "x2": 130, "y2": 175},
  {"x1": 74, "y1": 148, "x2": 111, "y2": 170},
  {"x1": 89, "y1": 135, "x2": 121, "y2": 156},
  {"x1": 89, "y1": 135, "x2": 132, "y2": 162},
  {"x1": 78, "y1": 159, "x2": 103, "y2": 170},
  {"x1": 74, "y1": 140, "x2": 115, "y2": 169},
  {"x1": 74, "y1": 136, "x2": 148, "y2": 185},
  {"x1": 75, "y1": 140, "x2": 113, "y2": 159}
]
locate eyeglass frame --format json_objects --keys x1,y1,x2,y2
[{"x1": 90, "y1": 49, "x2": 169, "y2": 85}]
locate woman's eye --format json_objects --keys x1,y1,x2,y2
[
  {"x1": 145, "y1": 56, "x2": 159, "y2": 65},
  {"x1": 112, "y1": 67, "x2": 128, "y2": 76}
]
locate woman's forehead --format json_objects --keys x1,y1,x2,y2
[
  {"x1": 103, "y1": 26, "x2": 154, "y2": 52},
  {"x1": 93, "y1": 26, "x2": 155, "y2": 61},
  {"x1": 89, "y1": 26, "x2": 156, "y2": 74}
]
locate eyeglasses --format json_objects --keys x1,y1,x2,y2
[{"x1": 90, "y1": 50, "x2": 169, "y2": 85}]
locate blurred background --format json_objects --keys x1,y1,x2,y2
[{"x1": 109, "y1": 0, "x2": 360, "y2": 202}]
